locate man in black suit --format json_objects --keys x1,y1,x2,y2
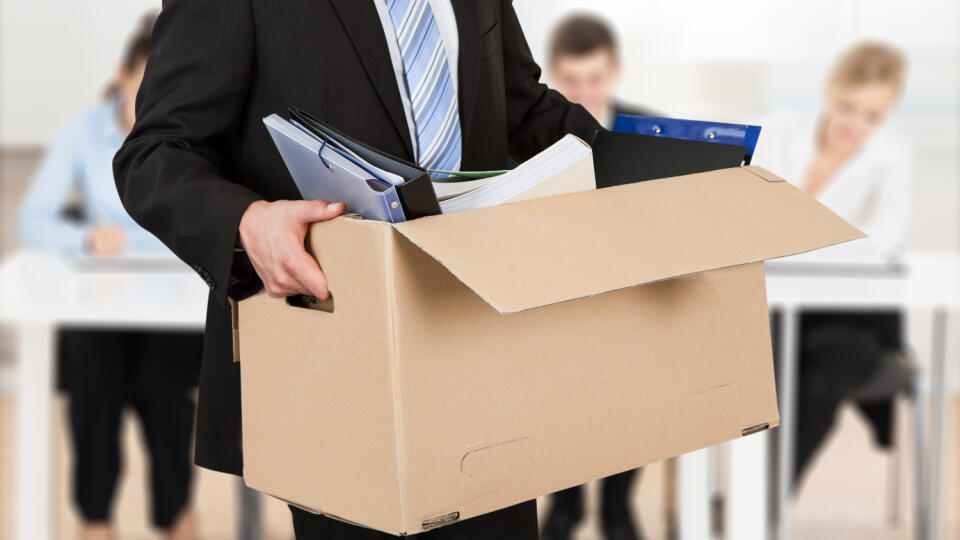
[
  {"x1": 542, "y1": 14, "x2": 654, "y2": 540},
  {"x1": 113, "y1": 1, "x2": 599, "y2": 538}
]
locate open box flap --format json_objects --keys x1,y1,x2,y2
[{"x1": 392, "y1": 166, "x2": 865, "y2": 314}]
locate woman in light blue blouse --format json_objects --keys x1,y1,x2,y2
[
  {"x1": 17, "y1": 14, "x2": 199, "y2": 540},
  {"x1": 17, "y1": 40, "x2": 168, "y2": 258}
]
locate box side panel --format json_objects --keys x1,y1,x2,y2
[
  {"x1": 391, "y1": 235, "x2": 777, "y2": 531},
  {"x1": 239, "y1": 218, "x2": 404, "y2": 533}
]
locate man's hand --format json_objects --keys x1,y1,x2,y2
[
  {"x1": 87, "y1": 224, "x2": 125, "y2": 257},
  {"x1": 238, "y1": 199, "x2": 346, "y2": 299}
]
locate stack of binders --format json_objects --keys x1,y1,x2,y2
[
  {"x1": 264, "y1": 107, "x2": 441, "y2": 223},
  {"x1": 265, "y1": 107, "x2": 595, "y2": 220},
  {"x1": 265, "y1": 108, "x2": 767, "y2": 222}
]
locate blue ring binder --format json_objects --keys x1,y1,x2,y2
[{"x1": 614, "y1": 115, "x2": 762, "y2": 165}]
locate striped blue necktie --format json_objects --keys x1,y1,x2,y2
[{"x1": 386, "y1": 0, "x2": 462, "y2": 174}]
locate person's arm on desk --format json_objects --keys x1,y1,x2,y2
[
  {"x1": 17, "y1": 116, "x2": 95, "y2": 257},
  {"x1": 113, "y1": 0, "x2": 340, "y2": 304}
]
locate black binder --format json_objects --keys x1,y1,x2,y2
[
  {"x1": 590, "y1": 130, "x2": 748, "y2": 189},
  {"x1": 288, "y1": 107, "x2": 442, "y2": 219}
]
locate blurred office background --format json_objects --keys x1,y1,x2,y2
[{"x1": 1, "y1": 0, "x2": 958, "y2": 539}]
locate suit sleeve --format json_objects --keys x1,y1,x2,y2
[
  {"x1": 113, "y1": 0, "x2": 262, "y2": 308},
  {"x1": 499, "y1": 0, "x2": 603, "y2": 162}
]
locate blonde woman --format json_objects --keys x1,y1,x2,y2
[{"x1": 760, "y1": 42, "x2": 911, "y2": 486}]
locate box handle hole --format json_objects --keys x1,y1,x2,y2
[{"x1": 286, "y1": 293, "x2": 335, "y2": 313}]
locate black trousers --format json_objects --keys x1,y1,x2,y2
[
  {"x1": 58, "y1": 329, "x2": 202, "y2": 529},
  {"x1": 290, "y1": 500, "x2": 538, "y2": 540},
  {"x1": 791, "y1": 312, "x2": 901, "y2": 484},
  {"x1": 547, "y1": 469, "x2": 640, "y2": 526}
]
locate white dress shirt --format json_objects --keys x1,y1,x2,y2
[
  {"x1": 372, "y1": 0, "x2": 460, "y2": 161},
  {"x1": 756, "y1": 111, "x2": 911, "y2": 263}
]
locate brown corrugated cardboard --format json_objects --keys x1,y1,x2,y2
[
  {"x1": 394, "y1": 166, "x2": 861, "y2": 314},
  {"x1": 238, "y1": 165, "x2": 863, "y2": 535}
]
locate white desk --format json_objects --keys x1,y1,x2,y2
[
  {"x1": 679, "y1": 254, "x2": 960, "y2": 540},
  {"x1": 0, "y1": 251, "x2": 208, "y2": 540}
]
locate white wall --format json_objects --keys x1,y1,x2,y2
[
  {"x1": 0, "y1": 0, "x2": 159, "y2": 145},
  {"x1": 1, "y1": 0, "x2": 957, "y2": 251},
  {"x1": 516, "y1": 0, "x2": 959, "y2": 113}
]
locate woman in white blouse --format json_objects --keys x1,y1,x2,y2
[
  {"x1": 762, "y1": 42, "x2": 910, "y2": 263},
  {"x1": 759, "y1": 42, "x2": 912, "y2": 488}
]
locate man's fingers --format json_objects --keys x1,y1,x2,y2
[
  {"x1": 295, "y1": 199, "x2": 345, "y2": 222},
  {"x1": 288, "y1": 249, "x2": 331, "y2": 300},
  {"x1": 251, "y1": 257, "x2": 302, "y2": 298},
  {"x1": 263, "y1": 273, "x2": 308, "y2": 298},
  {"x1": 321, "y1": 201, "x2": 346, "y2": 220},
  {"x1": 241, "y1": 199, "x2": 342, "y2": 299},
  {"x1": 263, "y1": 283, "x2": 296, "y2": 298}
]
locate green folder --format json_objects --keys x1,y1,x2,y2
[{"x1": 428, "y1": 169, "x2": 509, "y2": 183}]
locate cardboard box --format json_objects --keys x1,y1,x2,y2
[{"x1": 236, "y1": 166, "x2": 862, "y2": 535}]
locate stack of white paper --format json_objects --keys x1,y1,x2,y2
[{"x1": 439, "y1": 135, "x2": 595, "y2": 213}]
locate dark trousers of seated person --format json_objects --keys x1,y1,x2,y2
[
  {"x1": 541, "y1": 468, "x2": 642, "y2": 540},
  {"x1": 290, "y1": 500, "x2": 538, "y2": 539},
  {"x1": 547, "y1": 469, "x2": 640, "y2": 528},
  {"x1": 792, "y1": 312, "x2": 901, "y2": 485},
  {"x1": 58, "y1": 329, "x2": 202, "y2": 529}
]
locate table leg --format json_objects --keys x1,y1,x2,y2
[
  {"x1": 15, "y1": 323, "x2": 55, "y2": 540},
  {"x1": 926, "y1": 308, "x2": 947, "y2": 540},
  {"x1": 677, "y1": 448, "x2": 710, "y2": 540},
  {"x1": 727, "y1": 432, "x2": 768, "y2": 540},
  {"x1": 708, "y1": 445, "x2": 726, "y2": 539},
  {"x1": 774, "y1": 307, "x2": 798, "y2": 540}
]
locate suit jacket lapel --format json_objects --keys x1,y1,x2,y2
[
  {"x1": 451, "y1": 0, "x2": 481, "y2": 144},
  {"x1": 329, "y1": 0, "x2": 414, "y2": 160}
]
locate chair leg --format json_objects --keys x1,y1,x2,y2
[
  {"x1": 886, "y1": 394, "x2": 903, "y2": 529},
  {"x1": 911, "y1": 375, "x2": 927, "y2": 540}
]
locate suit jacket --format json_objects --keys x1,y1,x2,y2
[{"x1": 114, "y1": 0, "x2": 600, "y2": 475}]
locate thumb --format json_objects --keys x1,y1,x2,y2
[
  {"x1": 296, "y1": 199, "x2": 345, "y2": 222},
  {"x1": 321, "y1": 200, "x2": 346, "y2": 220}
]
